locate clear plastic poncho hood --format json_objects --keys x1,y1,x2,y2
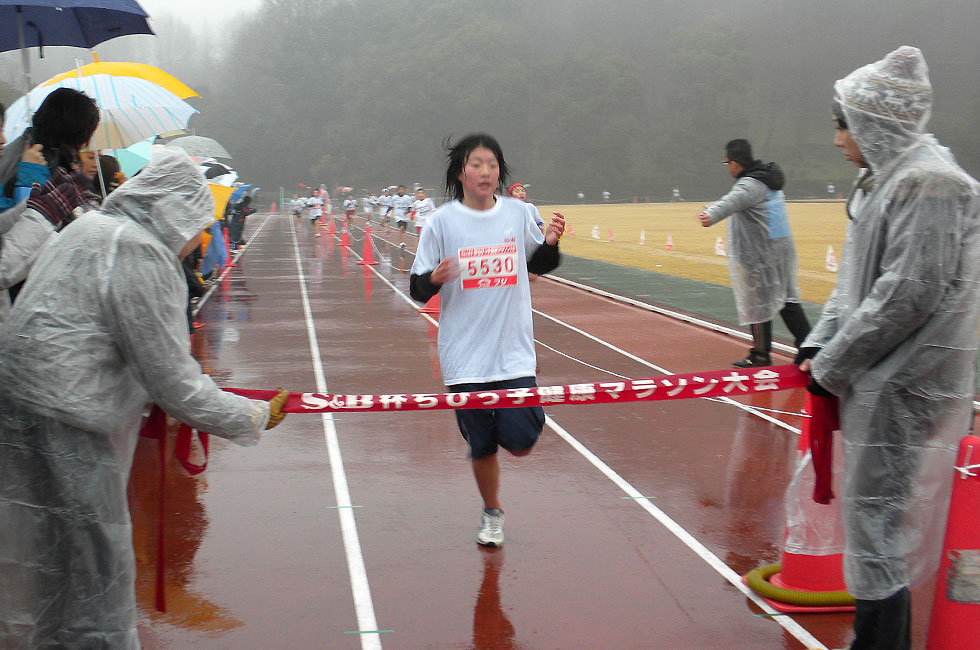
[
  {"x1": 100, "y1": 145, "x2": 215, "y2": 256},
  {"x1": 834, "y1": 45, "x2": 932, "y2": 173}
]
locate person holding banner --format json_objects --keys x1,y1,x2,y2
[
  {"x1": 410, "y1": 133, "x2": 564, "y2": 547},
  {"x1": 0, "y1": 147, "x2": 289, "y2": 648},
  {"x1": 800, "y1": 47, "x2": 980, "y2": 650}
]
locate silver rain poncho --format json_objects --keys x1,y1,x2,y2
[
  {"x1": 704, "y1": 176, "x2": 783, "y2": 325},
  {"x1": 805, "y1": 46, "x2": 980, "y2": 601},
  {"x1": 0, "y1": 147, "x2": 271, "y2": 647}
]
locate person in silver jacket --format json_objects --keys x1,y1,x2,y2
[
  {"x1": 0, "y1": 147, "x2": 288, "y2": 648},
  {"x1": 800, "y1": 46, "x2": 980, "y2": 650},
  {"x1": 699, "y1": 139, "x2": 810, "y2": 367}
]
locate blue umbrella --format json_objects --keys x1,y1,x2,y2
[
  {"x1": 228, "y1": 185, "x2": 251, "y2": 205},
  {"x1": 0, "y1": 1, "x2": 153, "y2": 106},
  {"x1": 200, "y1": 220, "x2": 228, "y2": 277}
]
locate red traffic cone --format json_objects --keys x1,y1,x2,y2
[
  {"x1": 927, "y1": 435, "x2": 980, "y2": 649},
  {"x1": 340, "y1": 223, "x2": 351, "y2": 247},
  {"x1": 420, "y1": 292, "x2": 441, "y2": 315},
  {"x1": 666, "y1": 234, "x2": 673, "y2": 251},
  {"x1": 327, "y1": 216, "x2": 336, "y2": 236},
  {"x1": 825, "y1": 245, "x2": 839, "y2": 272},
  {"x1": 358, "y1": 224, "x2": 378, "y2": 266},
  {"x1": 608, "y1": 228, "x2": 615, "y2": 242},
  {"x1": 223, "y1": 228, "x2": 234, "y2": 267}
]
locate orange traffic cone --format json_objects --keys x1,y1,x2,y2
[
  {"x1": 420, "y1": 292, "x2": 441, "y2": 315},
  {"x1": 666, "y1": 234, "x2": 673, "y2": 251},
  {"x1": 743, "y1": 393, "x2": 855, "y2": 613},
  {"x1": 327, "y1": 216, "x2": 336, "y2": 237},
  {"x1": 340, "y1": 223, "x2": 351, "y2": 247},
  {"x1": 926, "y1": 435, "x2": 980, "y2": 649},
  {"x1": 358, "y1": 224, "x2": 378, "y2": 266}
]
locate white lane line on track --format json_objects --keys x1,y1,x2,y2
[
  {"x1": 290, "y1": 218, "x2": 382, "y2": 650},
  {"x1": 542, "y1": 272, "x2": 798, "y2": 356},
  {"x1": 193, "y1": 212, "x2": 276, "y2": 315},
  {"x1": 544, "y1": 416, "x2": 827, "y2": 650},
  {"x1": 346, "y1": 223, "x2": 799, "y2": 433},
  {"x1": 531, "y1": 308, "x2": 802, "y2": 434},
  {"x1": 337, "y1": 228, "x2": 824, "y2": 649}
]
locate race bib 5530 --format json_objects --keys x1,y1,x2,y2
[{"x1": 458, "y1": 243, "x2": 518, "y2": 290}]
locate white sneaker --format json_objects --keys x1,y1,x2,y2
[{"x1": 476, "y1": 508, "x2": 504, "y2": 547}]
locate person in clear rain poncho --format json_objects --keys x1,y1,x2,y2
[
  {"x1": 698, "y1": 139, "x2": 811, "y2": 367},
  {"x1": 799, "y1": 46, "x2": 980, "y2": 650},
  {"x1": 0, "y1": 147, "x2": 289, "y2": 648}
]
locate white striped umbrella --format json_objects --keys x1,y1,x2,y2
[{"x1": 3, "y1": 73, "x2": 197, "y2": 150}]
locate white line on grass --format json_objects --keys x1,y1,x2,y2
[
  {"x1": 290, "y1": 218, "x2": 382, "y2": 650},
  {"x1": 336, "y1": 233, "x2": 823, "y2": 649}
]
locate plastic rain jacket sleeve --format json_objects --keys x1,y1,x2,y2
[
  {"x1": 0, "y1": 147, "x2": 269, "y2": 647},
  {"x1": 805, "y1": 46, "x2": 980, "y2": 600},
  {"x1": 704, "y1": 177, "x2": 782, "y2": 325}
]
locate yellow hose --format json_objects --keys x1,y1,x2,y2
[{"x1": 745, "y1": 562, "x2": 856, "y2": 607}]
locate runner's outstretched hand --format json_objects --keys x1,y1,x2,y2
[{"x1": 546, "y1": 212, "x2": 566, "y2": 245}]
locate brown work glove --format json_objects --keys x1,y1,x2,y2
[{"x1": 265, "y1": 388, "x2": 290, "y2": 429}]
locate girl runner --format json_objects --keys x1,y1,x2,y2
[{"x1": 410, "y1": 134, "x2": 565, "y2": 546}]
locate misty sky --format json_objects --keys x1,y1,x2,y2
[{"x1": 138, "y1": 0, "x2": 262, "y2": 32}]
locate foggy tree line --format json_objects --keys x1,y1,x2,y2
[{"x1": 2, "y1": 0, "x2": 977, "y2": 203}]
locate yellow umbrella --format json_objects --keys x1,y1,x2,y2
[
  {"x1": 208, "y1": 183, "x2": 235, "y2": 222},
  {"x1": 41, "y1": 52, "x2": 199, "y2": 100}
]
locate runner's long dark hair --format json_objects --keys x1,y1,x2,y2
[{"x1": 443, "y1": 133, "x2": 509, "y2": 203}]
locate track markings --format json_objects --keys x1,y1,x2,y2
[
  {"x1": 323, "y1": 220, "x2": 824, "y2": 649},
  {"x1": 289, "y1": 219, "x2": 384, "y2": 650}
]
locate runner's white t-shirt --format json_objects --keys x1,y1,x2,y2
[
  {"x1": 378, "y1": 194, "x2": 392, "y2": 213},
  {"x1": 307, "y1": 196, "x2": 324, "y2": 217},
  {"x1": 343, "y1": 199, "x2": 356, "y2": 212},
  {"x1": 413, "y1": 197, "x2": 436, "y2": 227},
  {"x1": 411, "y1": 196, "x2": 546, "y2": 384},
  {"x1": 392, "y1": 194, "x2": 414, "y2": 222}
]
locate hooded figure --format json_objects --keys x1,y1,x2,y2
[
  {"x1": 0, "y1": 147, "x2": 284, "y2": 648},
  {"x1": 702, "y1": 158, "x2": 784, "y2": 327},
  {"x1": 700, "y1": 140, "x2": 810, "y2": 368},
  {"x1": 804, "y1": 45, "x2": 980, "y2": 622}
]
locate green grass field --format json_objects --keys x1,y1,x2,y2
[{"x1": 547, "y1": 201, "x2": 848, "y2": 304}]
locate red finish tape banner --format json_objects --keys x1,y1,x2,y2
[{"x1": 224, "y1": 365, "x2": 809, "y2": 413}]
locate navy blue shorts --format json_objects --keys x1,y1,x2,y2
[{"x1": 449, "y1": 376, "x2": 545, "y2": 460}]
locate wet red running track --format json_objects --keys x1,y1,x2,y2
[{"x1": 129, "y1": 213, "x2": 968, "y2": 649}]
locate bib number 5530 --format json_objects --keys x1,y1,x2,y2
[{"x1": 459, "y1": 243, "x2": 519, "y2": 290}]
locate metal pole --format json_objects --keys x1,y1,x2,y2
[{"x1": 17, "y1": 7, "x2": 34, "y2": 114}]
